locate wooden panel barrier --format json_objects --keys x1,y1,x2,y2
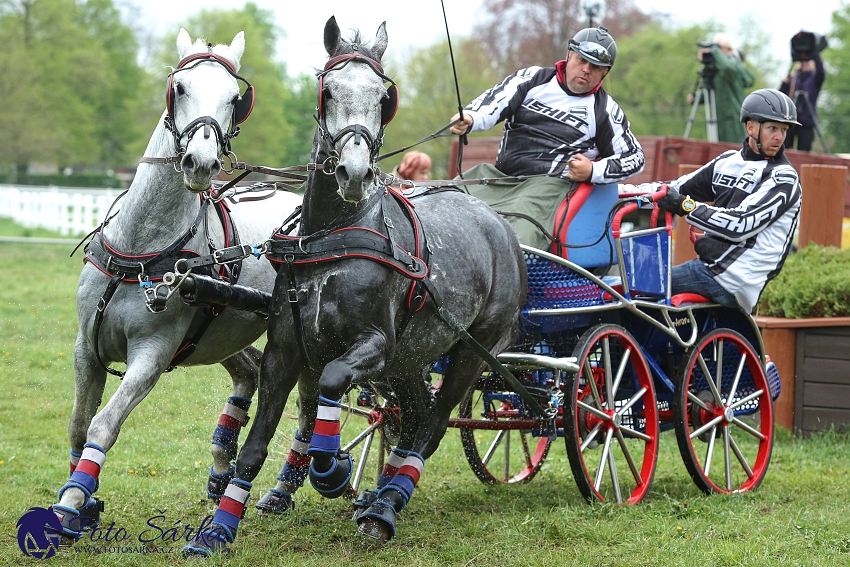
[{"x1": 798, "y1": 164, "x2": 847, "y2": 249}]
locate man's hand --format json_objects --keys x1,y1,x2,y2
[
  {"x1": 449, "y1": 113, "x2": 473, "y2": 135},
  {"x1": 656, "y1": 186, "x2": 691, "y2": 216},
  {"x1": 566, "y1": 153, "x2": 592, "y2": 182}
]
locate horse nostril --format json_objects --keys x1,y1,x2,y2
[
  {"x1": 363, "y1": 168, "x2": 374, "y2": 188},
  {"x1": 210, "y1": 160, "x2": 221, "y2": 178},
  {"x1": 335, "y1": 165, "x2": 350, "y2": 186},
  {"x1": 181, "y1": 154, "x2": 196, "y2": 173}
]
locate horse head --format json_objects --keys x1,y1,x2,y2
[
  {"x1": 318, "y1": 16, "x2": 394, "y2": 203},
  {"x1": 168, "y1": 29, "x2": 252, "y2": 193}
]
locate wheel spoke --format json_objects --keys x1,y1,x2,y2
[
  {"x1": 481, "y1": 430, "x2": 506, "y2": 466},
  {"x1": 687, "y1": 390, "x2": 712, "y2": 411},
  {"x1": 577, "y1": 399, "x2": 611, "y2": 422},
  {"x1": 728, "y1": 433, "x2": 755, "y2": 479},
  {"x1": 729, "y1": 389, "x2": 765, "y2": 411},
  {"x1": 595, "y1": 428, "x2": 615, "y2": 491},
  {"x1": 724, "y1": 424, "x2": 732, "y2": 491},
  {"x1": 690, "y1": 415, "x2": 723, "y2": 440},
  {"x1": 615, "y1": 429, "x2": 643, "y2": 486},
  {"x1": 520, "y1": 430, "x2": 533, "y2": 469},
  {"x1": 584, "y1": 359, "x2": 604, "y2": 410},
  {"x1": 581, "y1": 422, "x2": 604, "y2": 452},
  {"x1": 602, "y1": 338, "x2": 614, "y2": 410},
  {"x1": 727, "y1": 353, "x2": 747, "y2": 404},
  {"x1": 715, "y1": 338, "x2": 724, "y2": 399},
  {"x1": 731, "y1": 416, "x2": 767, "y2": 441},
  {"x1": 698, "y1": 352, "x2": 724, "y2": 406},
  {"x1": 618, "y1": 387, "x2": 648, "y2": 416},
  {"x1": 502, "y1": 430, "x2": 511, "y2": 481},
  {"x1": 611, "y1": 348, "x2": 632, "y2": 399},
  {"x1": 703, "y1": 427, "x2": 717, "y2": 476},
  {"x1": 620, "y1": 425, "x2": 652, "y2": 442},
  {"x1": 607, "y1": 440, "x2": 622, "y2": 504}
]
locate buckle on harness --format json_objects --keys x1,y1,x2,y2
[{"x1": 287, "y1": 288, "x2": 298, "y2": 303}]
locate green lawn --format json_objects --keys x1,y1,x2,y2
[{"x1": 1, "y1": 227, "x2": 849, "y2": 566}]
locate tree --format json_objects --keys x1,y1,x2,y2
[
  {"x1": 147, "y1": 3, "x2": 311, "y2": 168},
  {"x1": 471, "y1": 0, "x2": 653, "y2": 76},
  {"x1": 382, "y1": 37, "x2": 503, "y2": 178},
  {"x1": 821, "y1": 4, "x2": 850, "y2": 153},
  {"x1": 0, "y1": 0, "x2": 143, "y2": 176}
]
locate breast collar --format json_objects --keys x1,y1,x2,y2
[
  {"x1": 84, "y1": 196, "x2": 243, "y2": 285},
  {"x1": 265, "y1": 186, "x2": 429, "y2": 281}
]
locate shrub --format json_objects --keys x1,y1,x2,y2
[{"x1": 758, "y1": 245, "x2": 850, "y2": 318}]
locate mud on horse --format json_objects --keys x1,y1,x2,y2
[
  {"x1": 48, "y1": 29, "x2": 302, "y2": 542},
  {"x1": 186, "y1": 16, "x2": 526, "y2": 556}
]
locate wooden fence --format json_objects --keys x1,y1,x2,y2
[{"x1": 0, "y1": 185, "x2": 118, "y2": 236}]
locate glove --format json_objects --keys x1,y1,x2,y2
[{"x1": 656, "y1": 186, "x2": 689, "y2": 216}]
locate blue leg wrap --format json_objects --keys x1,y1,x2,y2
[{"x1": 308, "y1": 397, "x2": 342, "y2": 457}]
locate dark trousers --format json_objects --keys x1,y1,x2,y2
[{"x1": 785, "y1": 126, "x2": 816, "y2": 152}]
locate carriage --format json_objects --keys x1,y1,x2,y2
[{"x1": 338, "y1": 182, "x2": 780, "y2": 505}]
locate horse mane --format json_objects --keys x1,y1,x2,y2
[
  {"x1": 186, "y1": 37, "x2": 241, "y2": 72},
  {"x1": 330, "y1": 29, "x2": 381, "y2": 62}
]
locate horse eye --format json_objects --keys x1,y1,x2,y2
[
  {"x1": 323, "y1": 87, "x2": 333, "y2": 101},
  {"x1": 176, "y1": 83, "x2": 186, "y2": 96}
]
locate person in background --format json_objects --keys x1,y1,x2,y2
[
  {"x1": 779, "y1": 53, "x2": 825, "y2": 152},
  {"x1": 447, "y1": 26, "x2": 644, "y2": 250},
  {"x1": 620, "y1": 89, "x2": 802, "y2": 313},
  {"x1": 689, "y1": 33, "x2": 754, "y2": 144},
  {"x1": 393, "y1": 151, "x2": 432, "y2": 181}
]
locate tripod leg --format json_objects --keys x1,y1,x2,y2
[
  {"x1": 794, "y1": 91, "x2": 830, "y2": 154},
  {"x1": 684, "y1": 89, "x2": 704, "y2": 139},
  {"x1": 706, "y1": 89, "x2": 718, "y2": 143}
]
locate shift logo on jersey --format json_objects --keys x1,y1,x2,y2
[
  {"x1": 525, "y1": 100, "x2": 589, "y2": 129},
  {"x1": 713, "y1": 167, "x2": 759, "y2": 192}
]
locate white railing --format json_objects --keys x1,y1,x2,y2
[{"x1": 0, "y1": 184, "x2": 119, "y2": 236}]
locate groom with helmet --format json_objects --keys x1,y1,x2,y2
[
  {"x1": 620, "y1": 89, "x2": 802, "y2": 313},
  {"x1": 448, "y1": 26, "x2": 645, "y2": 250}
]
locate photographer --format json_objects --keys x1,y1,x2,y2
[
  {"x1": 779, "y1": 31, "x2": 827, "y2": 152},
  {"x1": 688, "y1": 34, "x2": 754, "y2": 143}
]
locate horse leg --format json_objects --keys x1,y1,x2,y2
[
  {"x1": 256, "y1": 380, "x2": 319, "y2": 514},
  {"x1": 306, "y1": 332, "x2": 391, "y2": 500},
  {"x1": 206, "y1": 346, "x2": 261, "y2": 501},
  {"x1": 184, "y1": 337, "x2": 304, "y2": 557},
  {"x1": 54, "y1": 342, "x2": 171, "y2": 541},
  {"x1": 358, "y1": 345, "x2": 487, "y2": 542}
]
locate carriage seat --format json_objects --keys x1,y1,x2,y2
[
  {"x1": 550, "y1": 182, "x2": 618, "y2": 269},
  {"x1": 670, "y1": 293, "x2": 711, "y2": 306}
]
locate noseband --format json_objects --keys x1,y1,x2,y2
[{"x1": 315, "y1": 53, "x2": 398, "y2": 172}]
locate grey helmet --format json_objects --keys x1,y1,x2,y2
[
  {"x1": 569, "y1": 26, "x2": 617, "y2": 67},
  {"x1": 740, "y1": 88, "x2": 801, "y2": 126}
]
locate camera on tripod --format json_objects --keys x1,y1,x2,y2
[
  {"x1": 696, "y1": 41, "x2": 717, "y2": 84},
  {"x1": 791, "y1": 30, "x2": 828, "y2": 61}
]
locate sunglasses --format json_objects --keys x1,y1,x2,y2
[{"x1": 570, "y1": 40, "x2": 613, "y2": 66}]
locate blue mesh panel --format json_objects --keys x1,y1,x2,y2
[
  {"x1": 766, "y1": 361, "x2": 781, "y2": 402},
  {"x1": 524, "y1": 252, "x2": 604, "y2": 310}
]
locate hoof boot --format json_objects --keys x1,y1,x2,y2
[
  {"x1": 182, "y1": 524, "x2": 234, "y2": 558},
  {"x1": 357, "y1": 499, "x2": 396, "y2": 542},
  {"x1": 207, "y1": 464, "x2": 235, "y2": 501},
  {"x1": 255, "y1": 489, "x2": 294, "y2": 515}
]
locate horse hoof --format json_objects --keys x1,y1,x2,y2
[
  {"x1": 351, "y1": 489, "x2": 378, "y2": 520},
  {"x1": 182, "y1": 524, "x2": 233, "y2": 558},
  {"x1": 207, "y1": 464, "x2": 235, "y2": 501},
  {"x1": 357, "y1": 517, "x2": 392, "y2": 542},
  {"x1": 77, "y1": 497, "x2": 104, "y2": 531},
  {"x1": 356, "y1": 499, "x2": 396, "y2": 542},
  {"x1": 255, "y1": 489, "x2": 294, "y2": 515}
]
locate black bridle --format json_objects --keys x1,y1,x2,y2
[{"x1": 314, "y1": 53, "x2": 398, "y2": 171}]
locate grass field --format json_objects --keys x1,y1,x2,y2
[{"x1": 1, "y1": 221, "x2": 850, "y2": 566}]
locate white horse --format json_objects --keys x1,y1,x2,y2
[{"x1": 49, "y1": 29, "x2": 301, "y2": 539}]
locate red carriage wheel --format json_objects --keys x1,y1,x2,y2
[
  {"x1": 673, "y1": 328, "x2": 774, "y2": 494},
  {"x1": 564, "y1": 324, "x2": 659, "y2": 504},
  {"x1": 458, "y1": 386, "x2": 552, "y2": 484}
]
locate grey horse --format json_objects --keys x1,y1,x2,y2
[
  {"x1": 184, "y1": 17, "x2": 526, "y2": 556},
  {"x1": 49, "y1": 29, "x2": 301, "y2": 540}
]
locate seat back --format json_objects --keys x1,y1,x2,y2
[{"x1": 551, "y1": 182, "x2": 618, "y2": 268}]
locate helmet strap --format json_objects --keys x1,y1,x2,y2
[{"x1": 747, "y1": 122, "x2": 767, "y2": 157}]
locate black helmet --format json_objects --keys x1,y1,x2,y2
[
  {"x1": 569, "y1": 26, "x2": 617, "y2": 67},
  {"x1": 740, "y1": 88, "x2": 801, "y2": 126}
]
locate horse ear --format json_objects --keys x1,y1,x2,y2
[
  {"x1": 230, "y1": 31, "x2": 245, "y2": 68},
  {"x1": 324, "y1": 16, "x2": 341, "y2": 56},
  {"x1": 373, "y1": 21, "x2": 388, "y2": 61},
  {"x1": 177, "y1": 28, "x2": 193, "y2": 60}
]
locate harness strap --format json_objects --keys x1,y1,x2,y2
[
  {"x1": 419, "y1": 277, "x2": 555, "y2": 423},
  {"x1": 92, "y1": 274, "x2": 126, "y2": 378},
  {"x1": 282, "y1": 259, "x2": 317, "y2": 372}
]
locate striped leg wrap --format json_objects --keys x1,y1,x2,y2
[
  {"x1": 380, "y1": 452, "x2": 424, "y2": 509},
  {"x1": 69, "y1": 449, "x2": 82, "y2": 475},
  {"x1": 276, "y1": 431, "x2": 312, "y2": 491},
  {"x1": 59, "y1": 443, "x2": 106, "y2": 501},
  {"x1": 211, "y1": 396, "x2": 251, "y2": 460},
  {"x1": 378, "y1": 449, "x2": 410, "y2": 489},
  {"x1": 210, "y1": 479, "x2": 252, "y2": 541},
  {"x1": 307, "y1": 397, "x2": 342, "y2": 456}
]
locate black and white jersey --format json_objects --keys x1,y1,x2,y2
[
  {"x1": 463, "y1": 64, "x2": 644, "y2": 184},
  {"x1": 623, "y1": 143, "x2": 801, "y2": 312}
]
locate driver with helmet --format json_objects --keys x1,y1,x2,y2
[
  {"x1": 449, "y1": 26, "x2": 645, "y2": 250},
  {"x1": 620, "y1": 89, "x2": 803, "y2": 312}
]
